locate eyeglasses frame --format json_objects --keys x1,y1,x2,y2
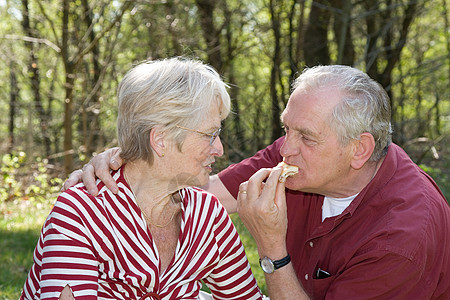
[{"x1": 176, "y1": 125, "x2": 222, "y2": 146}]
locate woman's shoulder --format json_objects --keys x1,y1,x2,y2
[
  {"x1": 58, "y1": 183, "x2": 94, "y2": 206},
  {"x1": 57, "y1": 176, "x2": 122, "y2": 219},
  {"x1": 61, "y1": 168, "x2": 123, "y2": 205},
  {"x1": 55, "y1": 185, "x2": 102, "y2": 220},
  {"x1": 182, "y1": 186, "x2": 218, "y2": 201},
  {"x1": 181, "y1": 187, "x2": 223, "y2": 211},
  {"x1": 181, "y1": 187, "x2": 232, "y2": 234}
]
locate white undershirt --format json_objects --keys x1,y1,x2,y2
[{"x1": 322, "y1": 193, "x2": 358, "y2": 222}]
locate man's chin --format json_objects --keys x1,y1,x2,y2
[
  {"x1": 285, "y1": 179, "x2": 310, "y2": 193},
  {"x1": 284, "y1": 179, "x2": 300, "y2": 191}
]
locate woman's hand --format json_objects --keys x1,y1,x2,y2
[{"x1": 62, "y1": 147, "x2": 123, "y2": 196}]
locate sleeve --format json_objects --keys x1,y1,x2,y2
[
  {"x1": 38, "y1": 193, "x2": 100, "y2": 299},
  {"x1": 218, "y1": 137, "x2": 285, "y2": 199},
  {"x1": 202, "y1": 201, "x2": 263, "y2": 299}
]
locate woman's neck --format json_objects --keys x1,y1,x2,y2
[
  {"x1": 124, "y1": 160, "x2": 174, "y2": 202},
  {"x1": 123, "y1": 160, "x2": 182, "y2": 227}
]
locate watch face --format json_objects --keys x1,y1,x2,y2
[{"x1": 260, "y1": 257, "x2": 275, "y2": 274}]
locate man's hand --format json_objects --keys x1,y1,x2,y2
[
  {"x1": 237, "y1": 165, "x2": 309, "y2": 299},
  {"x1": 61, "y1": 147, "x2": 123, "y2": 196},
  {"x1": 237, "y1": 164, "x2": 288, "y2": 258}
]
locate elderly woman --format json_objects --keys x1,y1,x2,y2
[{"x1": 21, "y1": 58, "x2": 262, "y2": 299}]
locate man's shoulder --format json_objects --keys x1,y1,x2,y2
[
  {"x1": 375, "y1": 143, "x2": 445, "y2": 202},
  {"x1": 359, "y1": 171, "x2": 449, "y2": 267}
]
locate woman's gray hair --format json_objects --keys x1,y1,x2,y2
[
  {"x1": 117, "y1": 57, "x2": 230, "y2": 165},
  {"x1": 292, "y1": 65, "x2": 392, "y2": 161}
]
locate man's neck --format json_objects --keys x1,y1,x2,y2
[{"x1": 324, "y1": 157, "x2": 384, "y2": 198}]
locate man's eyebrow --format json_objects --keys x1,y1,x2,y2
[
  {"x1": 285, "y1": 124, "x2": 318, "y2": 138},
  {"x1": 299, "y1": 127, "x2": 316, "y2": 136},
  {"x1": 281, "y1": 115, "x2": 318, "y2": 137}
]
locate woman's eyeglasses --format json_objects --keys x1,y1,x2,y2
[{"x1": 176, "y1": 125, "x2": 221, "y2": 146}]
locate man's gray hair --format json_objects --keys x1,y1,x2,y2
[{"x1": 293, "y1": 65, "x2": 392, "y2": 161}]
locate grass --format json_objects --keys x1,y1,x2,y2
[
  {"x1": 230, "y1": 214, "x2": 267, "y2": 295},
  {"x1": 0, "y1": 200, "x2": 53, "y2": 300},
  {"x1": 0, "y1": 199, "x2": 267, "y2": 299}
]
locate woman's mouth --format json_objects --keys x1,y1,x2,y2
[{"x1": 205, "y1": 162, "x2": 214, "y2": 172}]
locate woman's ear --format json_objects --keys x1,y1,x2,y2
[
  {"x1": 149, "y1": 127, "x2": 166, "y2": 157},
  {"x1": 351, "y1": 133, "x2": 375, "y2": 170}
]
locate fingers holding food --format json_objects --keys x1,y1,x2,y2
[{"x1": 278, "y1": 161, "x2": 299, "y2": 183}]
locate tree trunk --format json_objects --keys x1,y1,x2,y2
[
  {"x1": 363, "y1": 0, "x2": 420, "y2": 144},
  {"x1": 164, "y1": 1, "x2": 183, "y2": 55},
  {"x1": 195, "y1": 0, "x2": 223, "y2": 72},
  {"x1": 333, "y1": 0, "x2": 354, "y2": 65},
  {"x1": 62, "y1": 0, "x2": 74, "y2": 174},
  {"x1": 288, "y1": 0, "x2": 306, "y2": 84},
  {"x1": 47, "y1": 64, "x2": 58, "y2": 156},
  {"x1": 58, "y1": 0, "x2": 131, "y2": 173},
  {"x1": 269, "y1": 0, "x2": 283, "y2": 142},
  {"x1": 364, "y1": 1, "x2": 379, "y2": 78},
  {"x1": 63, "y1": 66, "x2": 76, "y2": 174},
  {"x1": 304, "y1": 0, "x2": 331, "y2": 66},
  {"x1": 442, "y1": 0, "x2": 450, "y2": 104},
  {"x1": 223, "y1": 2, "x2": 245, "y2": 155},
  {"x1": 437, "y1": 0, "x2": 449, "y2": 136},
  {"x1": 21, "y1": 0, "x2": 51, "y2": 157},
  {"x1": 8, "y1": 61, "x2": 18, "y2": 154},
  {"x1": 81, "y1": 0, "x2": 101, "y2": 156}
]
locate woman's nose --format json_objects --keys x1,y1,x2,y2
[{"x1": 211, "y1": 136, "x2": 224, "y2": 157}]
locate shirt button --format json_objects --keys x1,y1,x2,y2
[
  {"x1": 305, "y1": 274, "x2": 309, "y2": 280},
  {"x1": 309, "y1": 241, "x2": 314, "y2": 247}
]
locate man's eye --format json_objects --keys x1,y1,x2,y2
[{"x1": 302, "y1": 135, "x2": 316, "y2": 144}]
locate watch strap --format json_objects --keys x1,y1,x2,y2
[{"x1": 272, "y1": 254, "x2": 291, "y2": 269}]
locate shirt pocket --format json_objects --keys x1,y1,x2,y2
[{"x1": 310, "y1": 274, "x2": 335, "y2": 299}]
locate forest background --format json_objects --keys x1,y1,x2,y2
[{"x1": 0, "y1": 0, "x2": 449, "y2": 297}]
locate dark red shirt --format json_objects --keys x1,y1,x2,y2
[{"x1": 219, "y1": 137, "x2": 450, "y2": 299}]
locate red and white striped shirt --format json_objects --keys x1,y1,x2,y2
[{"x1": 21, "y1": 168, "x2": 262, "y2": 299}]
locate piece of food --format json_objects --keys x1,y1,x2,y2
[{"x1": 278, "y1": 162, "x2": 299, "y2": 182}]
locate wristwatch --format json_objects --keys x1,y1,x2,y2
[{"x1": 259, "y1": 254, "x2": 291, "y2": 274}]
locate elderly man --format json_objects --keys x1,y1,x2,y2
[{"x1": 65, "y1": 65, "x2": 449, "y2": 299}]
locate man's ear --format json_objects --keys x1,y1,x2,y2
[
  {"x1": 149, "y1": 127, "x2": 166, "y2": 157},
  {"x1": 351, "y1": 132, "x2": 375, "y2": 170}
]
